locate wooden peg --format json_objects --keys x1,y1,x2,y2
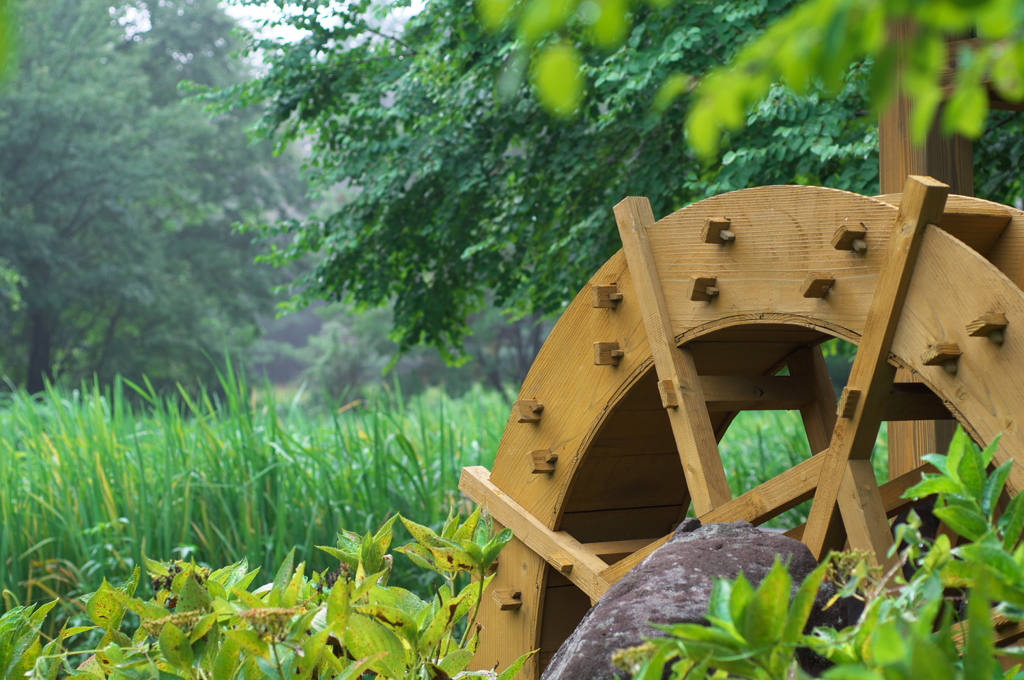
[
  {"x1": 838, "y1": 387, "x2": 860, "y2": 418},
  {"x1": 530, "y1": 449, "x2": 557, "y2": 473},
  {"x1": 594, "y1": 341, "x2": 624, "y2": 366},
  {"x1": 549, "y1": 553, "x2": 573, "y2": 574},
  {"x1": 832, "y1": 222, "x2": 868, "y2": 254},
  {"x1": 921, "y1": 343, "x2": 962, "y2": 374},
  {"x1": 701, "y1": 217, "x2": 735, "y2": 244},
  {"x1": 966, "y1": 311, "x2": 1008, "y2": 345},
  {"x1": 514, "y1": 399, "x2": 544, "y2": 423},
  {"x1": 658, "y1": 379, "x2": 679, "y2": 409},
  {"x1": 689, "y1": 276, "x2": 719, "y2": 302},
  {"x1": 801, "y1": 273, "x2": 836, "y2": 299},
  {"x1": 592, "y1": 284, "x2": 623, "y2": 308},
  {"x1": 493, "y1": 588, "x2": 522, "y2": 611}
]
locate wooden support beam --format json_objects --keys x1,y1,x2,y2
[
  {"x1": 600, "y1": 455, "x2": 825, "y2": 587},
  {"x1": 615, "y1": 197, "x2": 732, "y2": 516},
  {"x1": 785, "y1": 463, "x2": 934, "y2": 541},
  {"x1": 699, "y1": 375, "x2": 815, "y2": 411},
  {"x1": 874, "y1": 194, "x2": 1010, "y2": 257},
  {"x1": 460, "y1": 466, "x2": 612, "y2": 602},
  {"x1": 803, "y1": 175, "x2": 950, "y2": 567},
  {"x1": 880, "y1": 20, "x2": 971, "y2": 485},
  {"x1": 788, "y1": 346, "x2": 838, "y2": 455},
  {"x1": 882, "y1": 383, "x2": 954, "y2": 421}
]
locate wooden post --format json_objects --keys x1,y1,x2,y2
[{"x1": 879, "y1": 20, "x2": 971, "y2": 479}]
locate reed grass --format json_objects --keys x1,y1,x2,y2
[{"x1": 0, "y1": 368, "x2": 507, "y2": 613}]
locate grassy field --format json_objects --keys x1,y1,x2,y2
[
  {"x1": 0, "y1": 370, "x2": 507, "y2": 612},
  {"x1": 1, "y1": 370, "x2": 888, "y2": 620}
]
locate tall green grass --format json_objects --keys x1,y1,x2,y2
[{"x1": 0, "y1": 369, "x2": 507, "y2": 611}]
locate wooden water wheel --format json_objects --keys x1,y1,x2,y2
[{"x1": 459, "y1": 175, "x2": 1024, "y2": 678}]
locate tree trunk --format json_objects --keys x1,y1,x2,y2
[{"x1": 26, "y1": 311, "x2": 54, "y2": 393}]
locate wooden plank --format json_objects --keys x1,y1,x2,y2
[
  {"x1": 460, "y1": 466, "x2": 611, "y2": 602},
  {"x1": 803, "y1": 176, "x2": 950, "y2": 566},
  {"x1": 615, "y1": 196, "x2": 731, "y2": 515},
  {"x1": 701, "y1": 454, "x2": 822, "y2": 525},
  {"x1": 599, "y1": 454, "x2": 825, "y2": 586},
  {"x1": 582, "y1": 538, "x2": 660, "y2": 564},
  {"x1": 470, "y1": 530, "x2": 544, "y2": 680},
  {"x1": 893, "y1": 225, "x2": 1024, "y2": 497},
  {"x1": 879, "y1": 22, "x2": 973, "y2": 487},
  {"x1": 699, "y1": 374, "x2": 815, "y2": 411},
  {"x1": 788, "y1": 346, "x2": 838, "y2": 454},
  {"x1": 785, "y1": 463, "x2": 932, "y2": 541},
  {"x1": 560, "y1": 452, "x2": 685, "y2": 513},
  {"x1": 874, "y1": 194, "x2": 1010, "y2": 257},
  {"x1": 882, "y1": 383, "x2": 954, "y2": 421},
  {"x1": 538, "y1": 584, "x2": 592, "y2": 655},
  {"x1": 558, "y1": 505, "x2": 681, "y2": 544}
]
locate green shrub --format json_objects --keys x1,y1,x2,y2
[
  {"x1": 619, "y1": 428, "x2": 1024, "y2": 679},
  {"x1": 1, "y1": 508, "x2": 531, "y2": 680}
]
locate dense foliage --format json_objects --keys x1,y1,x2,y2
[
  {"x1": 225, "y1": 0, "x2": 1024, "y2": 359},
  {"x1": 223, "y1": 0, "x2": 883, "y2": 358},
  {"x1": 619, "y1": 429, "x2": 1024, "y2": 679},
  {"x1": 0, "y1": 0, "x2": 303, "y2": 391},
  {"x1": 0, "y1": 370, "x2": 507, "y2": 625},
  {"x1": 0, "y1": 510, "x2": 530, "y2": 679}
]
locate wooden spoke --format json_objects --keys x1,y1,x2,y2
[
  {"x1": 615, "y1": 197, "x2": 731, "y2": 515},
  {"x1": 461, "y1": 466, "x2": 612, "y2": 602},
  {"x1": 802, "y1": 176, "x2": 950, "y2": 566}
]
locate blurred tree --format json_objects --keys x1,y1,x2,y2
[
  {"x1": 219, "y1": 0, "x2": 874, "y2": 359},
  {"x1": 0, "y1": 0, "x2": 304, "y2": 391},
  {"x1": 221, "y1": 0, "x2": 1024, "y2": 361}
]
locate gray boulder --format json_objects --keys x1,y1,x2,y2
[{"x1": 540, "y1": 520, "x2": 845, "y2": 680}]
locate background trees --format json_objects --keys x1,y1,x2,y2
[
  {"x1": 0, "y1": 0, "x2": 303, "y2": 391},
  {"x1": 226, "y1": 0, "x2": 1024, "y2": 360}
]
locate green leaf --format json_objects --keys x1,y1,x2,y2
[
  {"x1": 476, "y1": 0, "x2": 516, "y2": 31},
  {"x1": 955, "y1": 430, "x2": 987, "y2": 501},
  {"x1": 327, "y1": 579, "x2": 350, "y2": 628},
  {"x1": 933, "y1": 504, "x2": 989, "y2": 542},
  {"x1": 159, "y1": 622, "x2": 195, "y2": 671},
  {"x1": 213, "y1": 636, "x2": 242, "y2": 680},
  {"x1": 742, "y1": 559, "x2": 791, "y2": 648},
  {"x1": 177, "y1": 575, "x2": 212, "y2": 613},
  {"x1": 497, "y1": 649, "x2": 538, "y2": 680},
  {"x1": 532, "y1": 42, "x2": 584, "y2": 117},
  {"x1": 517, "y1": 0, "x2": 574, "y2": 43},
  {"x1": 783, "y1": 561, "x2": 828, "y2": 643},
  {"x1": 86, "y1": 580, "x2": 128, "y2": 632},
  {"x1": 343, "y1": 613, "x2": 408, "y2": 677},
  {"x1": 1001, "y1": 491, "x2": 1024, "y2": 551},
  {"x1": 587, "y1": 0, "x2": 629, "y2": 49},
  {"x1": 903, "y1": 474, "x2": 962, "y2": 500},
  {"x1": 982, "y1": 459, "x2": 1013, "y2": 517},
  {"x1": 270, "y1": 548, "x2": 296, "y2": 607}
]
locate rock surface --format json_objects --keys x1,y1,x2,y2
[{"x1": 540, "y1": 520, "x2": 845, "y2": 680}]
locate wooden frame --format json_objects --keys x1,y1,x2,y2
[{"x1": 459, "y1": 182, "x2": 1024, "y2": 678}]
